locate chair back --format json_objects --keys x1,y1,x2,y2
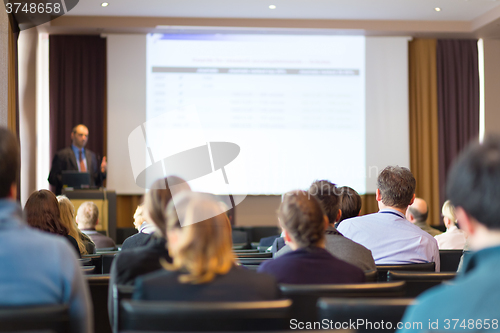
[
  {"x1": 119, "y1": 299, "x2": 292, "y2": 331},
  {"x1": 81, "y1": 265, "x2": 96, "y2": 275},
  {"x1": 237, "y1": 258, "x2": 271, "y2": 266},
  {"x1": 318, "y1": 298, "x2": 414, "y2": 333},
  {"x1": 387, "y1": 271, "x2": 456, "y2": 297},
  {"x1": 439, "y1": 250, "x2": 463, "y2": 272},
  {"x1": 102, "y1": 253, "x2": 118, "y2": 274},
  {"x1": 112, "y1": 284, "x2": 135, "y2": 333},
  {"x1": 82, "y1": 254, "x2": 103, "y2": 274},
  {"x1": 235, "y1": 252, "x2": 273, "y2": 259},
  {"x1": 0, "y1": 304, "x2": 69, "y2": 333},
  {"x1": 280, "y1": 281, "x2": 405, "y2": 322},
  {"x1": 86, "y1": 275, "x2": 111, "y2": 333},
  {"x1": 364, "y1": 269, "x2": 377, "y2": 282},
  {"x1": 78, "y1": 258, "x2": 92, "y2": 266},
  {"x1": 376, "y1": 262, "x2": 435, "y2": 281}
]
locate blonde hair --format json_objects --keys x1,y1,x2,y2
[
  {"x1": 163, "y1": 193, "x2": 235, "y2": 284},
  {"x1": 57, "y1": 195, "x2": 88, "y2": 255},
  {"x1": 76, "y1": 201, "x2": 99, "y2": 229},
  {"x1": 442, "y1": 200, "x2": 457, "y2": 224}
]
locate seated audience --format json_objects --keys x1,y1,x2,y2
[
  {"x1": 338, "y1": 166, "x2": 440, "y2": 271},
  {"x1": 337, "y1": 186, "x2": 362, "y2": 225},
  {"x1": 121, "y1": 204, "x2": 156, "y2": 250},
  {"x1": 406, "y1": 197, "x2": 442, "y2": 236},
  {"x1": 133, "y1": 192, "x2": 280, "y2": 301},
  {"x1": 108, "y1": 176, "x2": 190, "y2": 322},
  {"x1": 57, "y1": 195, "x2": 96, "y2": 255},
  {"x1": 0, "y1": 127, "x2": 92, "y2": 333},
  {"x1": 258, "y1": 190, "x2": 365, "y2": 284},
  {"x1": 275, "y1": 181, "x2": 376, "y2": 271},
  {"x1": 434, "y1": 200, "x2": 467, "y2": 250},
  {"x1": 398, "y1": 136, "x2": 500, "y2": 332},
  {"x1": 25, "y1": 189, "x2": 81, "y2": 257},
  {"x1": 76, "y1": 201, "x2": 116, "y2": 250}
]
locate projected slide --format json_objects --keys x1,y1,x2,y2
[{"x1": 145, "y1": 34, "x2": 366, "y2": 194}]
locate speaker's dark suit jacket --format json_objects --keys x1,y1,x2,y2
[{"x1": 48, "y1": 147, "x2": 106, "y2": 195}]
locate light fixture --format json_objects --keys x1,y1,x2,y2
[
  {"x1": 101, "y1": 2, "x2": 109, "y2": 7},
  {"x1": 434, "y1": 7, "x2": 441, "y2": 12},
  {"x1": 269, "y1": 5, "x2": 276, "y2": 9}
]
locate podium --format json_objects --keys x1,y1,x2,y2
[{"x1": 62, "y1": 189, "x2": 117, "y2": 242}]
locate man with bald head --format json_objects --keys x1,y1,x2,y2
[
  {"x1": 406, "y1": 197, "x2": 442, "y2": 237},
  {"x1": 49, "y1": 124, "x2": 107, "y2": 195}
]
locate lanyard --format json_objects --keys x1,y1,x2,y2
[{"x1": 379, "y1": 211, "x2": 404, "y2": 219}]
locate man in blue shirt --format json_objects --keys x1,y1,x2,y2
[
  {"x1": 398, "y1": 137, "x2": 500, "y2": 332},
  {"x1": 338, "y1": 166, "x2": 440, "y2": 271},
  {"x1": 0, "y1": 127, "x2": 92, "y2": 333},
  {"x1": 48, "y1": 124, "x2": 107, "y2": 195}
]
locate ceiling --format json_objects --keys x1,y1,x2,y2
[
  {"x1": 67, "y1": 0, "x2": 500, "y2": 21},
  {"x1": 42, "y1": 0, "x2": 500, "y2": 38}
]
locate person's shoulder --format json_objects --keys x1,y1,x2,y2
[{"x1": 55, "y1": 147, "x2": 73, "y2": 156}]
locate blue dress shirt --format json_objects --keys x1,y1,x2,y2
[
  {"x1": 0, "y1": 199, "x2": 92, "y2": 333},
  {"x1": 337, "y1": 209, "x2": 440, "y2": 271}
]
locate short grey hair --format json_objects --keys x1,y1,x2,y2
[{"x1": 76, "y1": 201, "x2": 99, "y2": 229}]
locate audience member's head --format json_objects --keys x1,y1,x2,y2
[
  {"x1": 308, "y1": 180, "x2": 341, "y2": 224},
  {"x1": 0, "y1": 128, "x2": 20, "y2": 199},
  {"x1": 25, "y1": 190, "x2": 68, "y2": 236},
  {"x1": 406, "y1": 197, "x2": 429, "y2": 224},
  {"x1": 338, "y1": 186, "x2": 362, "y2": 223},
  {"x1": 164, "y1": 192, "x2": 234, "y2": 284},
  {"x1": 447, "y1": 136, "x2": 500, "y2": 249},
  {"x1": 57, "y1": 195, "x2": 87, "y2": 254},
  {"x1": 144, "y1": 176, "x2": 191, "y2": 235},
  {"x1": 133, "y1": 205, "x2": 146, "y2": 230},
  {"x1": 278, "y1": 190, "x2": 327, "y2": 250},
  {"x1": 76, "y1": 201, "x2": 99, "y2": 230},
  {"x1": 376, "y1": 166, "x2": 416, "y2": 210},
  {"x1": 441, "y1": 200, "x2": 457, "y2": 229}
]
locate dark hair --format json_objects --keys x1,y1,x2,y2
[
  {"x1": 407, "y1": 206, "x2": 428, "y2": 223},
  {"x1": 308, "y1": 180, "x2": 340, "y2": 224},
  {"x1": 338, "y1": 186, "x2": 362, "y2": 223},
  {"x1": 24, "y1": 190, "x2": 68, "y2": 236},
  {"x1": 447, "y1": 136, "x2": 500, "y2": 230},
  {"x1": 0, "y1": 128, "x2": 20, "y2": 198},
  {"x1": 377, "y1": 166, "x2": 416, "y2": 209},
  {"x1": 278, "y1": 190, "x2": 325, "y2": 248},
  {"x1": 144, "y1": 176, "x2": 190, "y2": 234}
]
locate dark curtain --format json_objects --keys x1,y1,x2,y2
[
  {"x1": 49, "y1": 35, "x2": 106, "y2": 165},
  {"x1": 8, "y1": 14, "x2": 20, "y2": 200},
  {"x1": 437, "y1": 40, "x2": 480, "y2": 205}
]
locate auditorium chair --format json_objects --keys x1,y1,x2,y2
[
  {"x1": 317, "y1": 298, "x2": 415, "y2": 333},
  {"x1": 118, "y1": 299, "x2": 292, "y2": 332},
  {"x1": 82, "y1": 254, "x2": 103, "y2": 274},
  {"x1": 0, "y1": 304, "x2": 69, "y2": 332},
  {"x1": 81, "y1": 265, "x2": 97, "y2": 275},
  {"x1": 98, "y1": 247, "x2": 118, "y2": 252},
  {"x1": 87, "y1": 275, "x2": 112, "y2": 333},
  {"x1": 376, "y1": 262, "x2": 436, "y2": 281},
  {"x1": 112, "y1": 284, "x2": 135, "y2": 333},
  {"x1": 233, "y1": 249, "x2": 259, "y2": 254},
  {"x1": 102, "y1": 253, "x2": 118, "y2": 274},
  {"x1": 279, "y1": 281, "x2": 406, "y2": 322},
  {"x1": 235, "y1": 252, "x2": 273, "y2": 259},
  {"x1": 238, "y1": 258, "x2": 271, "y2": 266},
  {"x1": 78, "y1": 258, "x2": 92, "y2": 266},
  {"x1": 439, "y1": 250, "x2": 464, "y2": 272},
  {"x1": 364, "y1": 269, "x2": 377, "y2": 282},
  {"x1": 387, "y1": 270, "x2": 457, "y2": 297}
]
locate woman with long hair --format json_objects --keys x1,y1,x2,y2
[
  {"x1": 133, "y1": 192, "x2": 280, "y2": 301},
  {"x1": 24, "y1": 190, "x2": 81, "y2": 257},
  {"x1": 57, "y1": 195, "x2": 96, "y2": 255}
]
